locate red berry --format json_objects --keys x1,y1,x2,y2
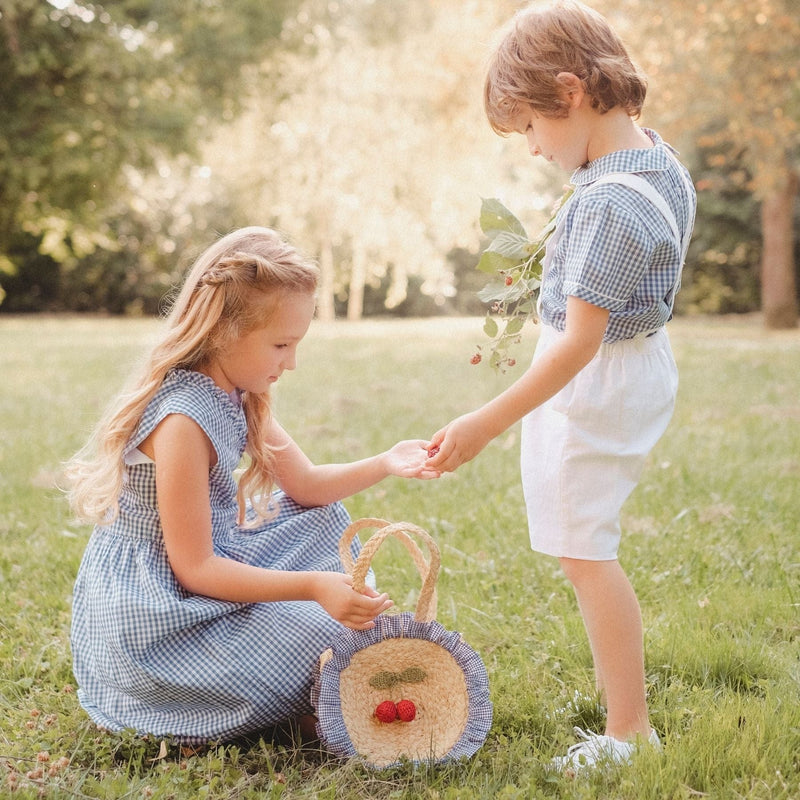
[
  {"x1": 396, "y1": 699, "x2": 416, "y2": 722},
  {"x1": 470, "y1": 353, "x2": 481, "y2": 365},
  {"x1": 374, "y1": 700, "x2": 397, "y2": 723},
  {"x1": 507, "y1": 358, "x2": 516, "y2": 367},
  {"x1": 427, "y1": 445, "x2": 439, "y2": 458},
  {"x1": 505, "y1": 276, "x2": 513, "y2": 286}
]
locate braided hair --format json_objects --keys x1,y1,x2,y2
[{"x1": 66, "y1": 227, "x2": 319, "y2": 526}]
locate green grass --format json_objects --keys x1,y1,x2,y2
[{"x1": 1, "y1": 314, "x2": 798, "y2": 799}]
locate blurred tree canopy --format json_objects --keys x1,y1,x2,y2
[
  {"x1": 0, "y1": 0, "x2": 294, "y2": 309},
  {"x1": 613, "y1": 0, "x2": 800, "y2": 327},
  {"x1": 0, "y1": 0, "x2": 798, "y2": 326}
]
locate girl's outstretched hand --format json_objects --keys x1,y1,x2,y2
[
  {"x1": 312, "y1": 572, "x2": 393, "y2": 630},
  {"x1": 383, "y1": 439, "x2": 441, "y2": 479}
]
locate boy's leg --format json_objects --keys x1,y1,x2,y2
[{"x1": 559, "y1": 557, "x2": 651, "y2": 741}]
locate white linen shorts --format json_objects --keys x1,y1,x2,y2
[{"x1": 520, "y1": 324, "x2": 678, "y2": 561}]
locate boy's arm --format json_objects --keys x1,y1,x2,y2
[{"x1": 428, "y1": 297, "x2": 609, "y2": 472}]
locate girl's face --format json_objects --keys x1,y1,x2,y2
[{"x1": 203, "y1": 291, "x2": 316, "y2": 394}]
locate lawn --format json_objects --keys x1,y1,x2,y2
[{"x1": 0, "y1": 314, "x2": 798, "y2": 799}]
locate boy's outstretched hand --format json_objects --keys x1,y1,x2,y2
[
  {"x1": 384, "y1": 439, "x2": 441, "y2": 479},
  {"x1": 425, "y1": 410, "x2": 495, "y2": 473}
]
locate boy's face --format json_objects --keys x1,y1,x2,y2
[{"x1": 510, "y1": 103, "x2": 589, "y2": 172}]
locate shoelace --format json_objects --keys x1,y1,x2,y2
[{"x1": 564, "y1": 727, "x2": 608, "y2": 757}]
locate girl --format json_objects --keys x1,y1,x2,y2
[
  {"x1": 67, "y1": 226, "x2": 438, "y2": 745},
  {"x1": 427, "y1": 0, "x2": 695, "y2": 772}
]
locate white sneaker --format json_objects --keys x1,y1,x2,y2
[{"x1": 552, "y1": 726, "x2": 662, "y2": 774}]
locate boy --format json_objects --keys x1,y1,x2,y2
[{"x1": 427, "y1": 0, "x2": 695, "y2": 772}]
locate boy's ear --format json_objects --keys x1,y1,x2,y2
[{"x1": 556, "y1": 72, "x2": 584, "y2": 109}]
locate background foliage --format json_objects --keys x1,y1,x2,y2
[{"x1": 0, "y1": 0, "x2": 798, "y2": 322}]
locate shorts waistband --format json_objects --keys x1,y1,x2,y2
[
  {"x1": 598, "y1": 327, "x2": 668, "y2": 356},
  {"x1": 538, "y1": 324, "x2": 669, "y2": 356}
]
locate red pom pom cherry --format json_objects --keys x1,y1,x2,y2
[
  {"x1": 374, "y1": 700, "x2": 398, "y2": 723},
  {"x1": 396, "y1": 699, "x2": 416, "y2": 722}
]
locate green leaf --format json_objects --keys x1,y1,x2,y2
[
  {"x1": 480, "y1": 198, "x2": 527, "y2": 238},
  {"x1": 505, "y1": 317, "x2": 525, "y2": 335},
  {"x1": 483, "y1": 316, "x2": 499, "y2": 337},
  {"x1": 516, "y1": 298, "x2": 536, "y2": 315},
  {"x1": 486, "y1": 231, "x2": 532, "y2": 261},
  {"x1": 477, "y1": 280, "x2": 527, "y2": 304},
  {"x1": 476, "y1": 284, "x2": 506, "y2": 303},
  {"x1": 477, "y1": 250, "x2": 519, "y2": 275}
]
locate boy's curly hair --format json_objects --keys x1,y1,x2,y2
[{"x1": 484, "y1": 0, "x2": 647, "y2": 133}]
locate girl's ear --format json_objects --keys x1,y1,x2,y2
[{"x1": 556, "y1": 72, "x2": 585, "y2": 110}]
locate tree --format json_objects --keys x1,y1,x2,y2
[
  {"x1": 0, "y1": 0, "x2": 295, "y2": 304},
  {"x1": 607, "y1": 0, "x2": 800, "y2": 328},
  {"x1": 203, "y1": 0, "x2": 557, "y2": 320}
]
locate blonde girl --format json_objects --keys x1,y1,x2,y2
[{"x1": 68, "y1": 226, "x2": 436, "y2": 744}]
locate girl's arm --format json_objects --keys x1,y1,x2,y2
[
  {"x1": 145, "y1": 413, "x2": 392, "y2": 628},
  {"x1": 270, "y1": 425, "x2": 439, "y2": 508},
  {"x1": 427, "y1": 297, "x2": 610, "y2": 472}
]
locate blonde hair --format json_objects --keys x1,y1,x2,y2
[
  {"x1": 66, "y1": 226, "x2": 319, "y2": 527},
  {"x1": 484, "y1": 0, "x2": 647, "y2": 133}
]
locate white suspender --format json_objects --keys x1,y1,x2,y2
[
  {"x1": 589, "y1": 162, "x2": 694, "y2": 314},
  {"x1": 591, "y1": 171, "x2": 692, "y2": 262}
]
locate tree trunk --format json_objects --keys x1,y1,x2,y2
[
  {"x1": 760, "y1": 168, "x2": 799, "y2": 329},
  {"x1": 315, "y1": 210, "x2": 336, "y2": 322},
  {"x1": 346, "y1": 244, "x2": 367, "y2": 321}
]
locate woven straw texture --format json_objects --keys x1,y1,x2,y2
[{"x1": 312, "y1": 519, "x2": 492, "y2": 768}]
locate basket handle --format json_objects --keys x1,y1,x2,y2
[{"x1": 339, "y1": 518, "x2": 439, "y2": 623}]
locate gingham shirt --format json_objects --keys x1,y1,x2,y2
[{"x1": 540, "y1": 129, "x2": 696, "y2": 342}]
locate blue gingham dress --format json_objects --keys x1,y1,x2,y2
[{"x1": 71, "y1": 369, "x2": 356, "y2": 744}]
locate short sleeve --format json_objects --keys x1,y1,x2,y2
[
  {"x1": 124, "y1": 370, "x2": 247, "y2": 469},
  {"x1": 561, "y1": 192, "x2": 656, "y2": 311}
]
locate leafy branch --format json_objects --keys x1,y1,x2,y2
[{"x1": 473, "y1": 188, "x2": 573, "y2": 371}]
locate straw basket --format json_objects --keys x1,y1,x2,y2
[{"x1": 311, "y1": 518, "x2": 492, "y2": 768}]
